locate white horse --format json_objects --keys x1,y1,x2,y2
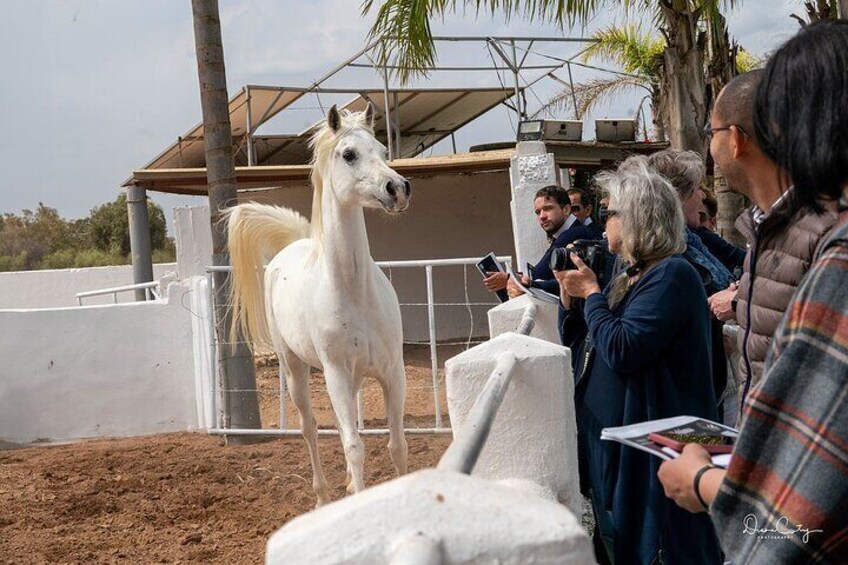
[{"x1": 225, "y1": 104, "x2": 410, "y2": 506}]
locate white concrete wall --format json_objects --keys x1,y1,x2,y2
[
  {"x1": 248, "y1": 170, "x2": 516, "y2": 343},
  {"x1": 0, "y1": 263, "x2": 177, "y2": 309},
  {"x1": 0, "y1": 282, "x2": 199, "y2": 443}
]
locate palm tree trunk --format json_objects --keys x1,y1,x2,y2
[
  {"x1": 707, "y1": 11, "x2": 746, "y2": 246},
  {"x1": 191, "y1": 0, "x2": 261, "y2": 435},
  {"x1": 658, "y1": 2, "x2": 707, "y2": 154}
]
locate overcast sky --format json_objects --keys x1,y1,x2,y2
[{"x1": 0, "y1": 0, "x2": 801, "y2": 233}]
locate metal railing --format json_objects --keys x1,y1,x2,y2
[
  {"x1": 76, "y1": 281, "x2": 161, "y2": 305},
  {"x1": 206, "y1": 256, "x2": 511, "y2": 437}
]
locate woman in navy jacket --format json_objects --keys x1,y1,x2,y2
[{"x1": 556, "y1": 157, "x2": 722, "y2": 564}]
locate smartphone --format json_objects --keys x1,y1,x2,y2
[
  {"x1": 648, "y1": 431, "x2": 735, "y2": 454},
  {"x1": 476, "y1": 252, "x2": 509, "y2": 303},
  {"x1": 525, "y1": 262, "x2": 535, "y2": 281}
]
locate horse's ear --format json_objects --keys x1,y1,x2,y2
[
  {"x1": 328, "y1": 105, "x2": 341, "y2": 132},
  {"x1": 365, "y1": 102, "x2": 375, "y2": 130}
]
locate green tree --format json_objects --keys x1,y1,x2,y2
[{"x1": 88, "y1": 193, "x2": 169, "y2": 257}]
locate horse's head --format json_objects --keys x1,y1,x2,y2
[{"x1": 312, "y1": 104, "x2": 411, "y2": 214}]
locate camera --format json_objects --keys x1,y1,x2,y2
[{"x1": 550, "y1": 239, "x2": 606, "y2": 276}]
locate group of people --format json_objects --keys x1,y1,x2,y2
[{"x1": 483, "y1": 20, "x2": 848, "y2": 564}]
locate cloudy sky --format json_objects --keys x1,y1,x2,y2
[{"x1": 0, "y1": 0, "x2": 801, "y2": 232}]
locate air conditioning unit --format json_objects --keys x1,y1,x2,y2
[{"x1": 595, "y1": 119, "x2": 637, "y2": 142}]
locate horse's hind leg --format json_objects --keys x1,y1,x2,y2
[
  {"x1": 380, "y1": 360, "x2": 408, "y2": 476},
  {"x1": 281, "y1": 352, "x2": 331, "y2": 507},
  {"x1": 323, "y1": 365, "x2": 366, "y2": 494}
]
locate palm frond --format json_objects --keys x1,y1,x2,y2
[
  {"x1": 581, "y1": 24, "x2": 665, "y2": 76},
  {"x1": 531, "y1": 75, "x2": 648, "y2": 119}
]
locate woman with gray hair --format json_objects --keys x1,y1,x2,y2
[{"x1": 555, "y1": 156, "x2": 721, "y2": 564}]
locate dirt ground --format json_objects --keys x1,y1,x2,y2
[{"x1": 0, "y1": 345, "x2": 462, "y2": 564}]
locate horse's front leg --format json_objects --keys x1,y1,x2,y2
[
  {"x1": 323, "y1": 364, "x2": 366, "y2": 494},
  {"x1": 380, "y1": 358, "x2": 408, "y2": 477},
  {"x1": 281, "y1": 351, "x2": 331, "y2": 507}
]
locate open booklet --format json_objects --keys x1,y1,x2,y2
[
  {"x1": 504, "y1": 262, "x2": 561, "y2": 304},
  {"x1": 601, "y1": 416, "x2": 739, "y2": 468}
]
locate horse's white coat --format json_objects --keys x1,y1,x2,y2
[{"x1": 227, "y1": 105, "x2": 410, "y2": 505}]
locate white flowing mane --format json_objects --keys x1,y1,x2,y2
[{"x1": 308, "y1": 108, "x2": 374, "y2": 247}]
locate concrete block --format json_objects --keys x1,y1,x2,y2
[
  {"x1": 445, "y1": 333, "x2": 581, "y2": 517},
  {"x1": 266, "y1": 468, "x2": 593, "y2": 565},
  {"x1": 488, "y1": 294, "x2": 561, "y2": 345},
  {"x1": 509, "y1": 141, "x2": 558, "y2": 268}
]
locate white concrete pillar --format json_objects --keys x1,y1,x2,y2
[
  {"x1": 445, "y1": 332, "x2": 582, "y2": 518},
  {"x1": 266, "y1": 469, "x2": 593, "y2": 564},
  {"x1": 488, "y1": 293, "x2": 561, "y2": 344},
  {"x1": 174, "y1": 204, "x2": 213, "y2": 279},
  {"x1": 509, "y1": 141, "x2": 559, "y2": 269}
]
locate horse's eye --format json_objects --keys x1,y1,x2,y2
[{"x1": 342, "y1": 149, "x2": 356, "y2": 163}]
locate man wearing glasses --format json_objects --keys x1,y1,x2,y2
[
  {"x1": 568, "y1": 187, "x2": 604, "y2": 239},
  {"x1": 705, "y1": 70, "x2": 836, "y2": 409}
]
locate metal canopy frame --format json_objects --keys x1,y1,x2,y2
[{"x1": 128, "y1": 35, "x2": 606, "y2": 185}]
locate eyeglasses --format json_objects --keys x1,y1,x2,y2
[
  {"x1": 702, "y1": 123, "x2": 747, "y2": 140},
  {"x1": 599, "y1": 208, "x2": 619, "y2": 220},
  {"x1": 570, "y1": 204, "x2": 582, "y2": 212}
]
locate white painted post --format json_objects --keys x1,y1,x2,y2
[
  {"x1": 266, "y1": 469, "x2": 593, "y2": 564},
  {"x1": 488, "y1": 294, "x2": 561, "y2": 345},
  {"x1": 425, "y1": 265, "x2": 442, "y2": 429},
  {"x1": 444, "y1": 332, "x2": 582, "y2": 517},
  {"x1": 278, "y1": 362, "x2": 287, "y2": 430},
  {"x1": 508, "y1": 141, "x2": 559, "y2": 269}
]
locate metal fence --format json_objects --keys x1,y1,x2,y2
[{"x1": 206, "y1": 256, "x2": 511, "y2": 437}]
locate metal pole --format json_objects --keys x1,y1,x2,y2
[
  {"x1": 437, "y1": 353, "x2": 517, "y2": 474},
  {"x1": 245, "y1": 85, "x2": 255, "y2": 166},
  {"x1": 511, "y1": 40, "x2": 522, "y2": 122},
  {"x1": 126, "y1": 185, "x2": 154, "y2": 301},
  {"x1": 207, "y1": 272, "x2": 220, "y2": 429},
  {"x1": 382, "y1": 62, "x2": 394, "y2": 161},
  {"x1": 566, "y1": 62, "x2": 580, "y2": 119},
  {"x1": 392, "y1": 91, "x2": 401, "y2": 158},
  {"x1": 425, "y1": 265, "x2": 442, "y2": 429}
]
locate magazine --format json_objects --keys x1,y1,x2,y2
[
  {"x1": 601, "y1": 416, "x2": 739, "y2": 468},
  {"x1": 504, "y1": 262, "x2": 560, "y2": 304}
]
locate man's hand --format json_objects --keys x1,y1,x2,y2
[
  {"x1": 506, "y1": 277, "x2": 523, "y2": 299},
  {"x1": 709, "y1": 284, "x2": 738, "y2": 321},
  {"x1": 657, "y1": 444, "x2": 718, "y2": 513},
  {"x1": 483, "y1": 271, "x2": 509, "y2": 292},
  {"x1": 560, "y1": 253, "x2": 601, "y2": 300}
]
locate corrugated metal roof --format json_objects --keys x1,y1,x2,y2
[{"x1": 140, "y1": 86, "x2": 518, "y2": 171}]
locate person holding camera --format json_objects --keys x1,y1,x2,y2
[{"x1": 555, "y1": 156, "x2": 722, "y2": 564}]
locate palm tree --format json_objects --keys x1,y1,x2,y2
[
  {"x1": 191, "y1": 0, "x2": 261, "y2": 434},
  {"x1": 362, "y1": 0, "x2": 739, "y2": 153},
  {"x1": 532, "y1": 25, "x2": 666, "y2": 140}
]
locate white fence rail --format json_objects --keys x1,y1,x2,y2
[
  {"x1": 76, "y1": 281, "x2": 161, "y2": 305},
  {"x1": 206, "y1": 256, "x2": 511, "y2": 437}
]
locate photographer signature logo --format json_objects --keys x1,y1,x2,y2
[{"x1": 742, "y1": 514, "x2": 823, "y2": 543}]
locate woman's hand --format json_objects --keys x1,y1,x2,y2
[
  {"x1": 657, "y1": 443, "x2": 719, "y2": 513},
  {"x1": 561, "y1": 253, "x2": 601, "y2": 300}
]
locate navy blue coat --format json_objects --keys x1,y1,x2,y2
[{"x1": 575, "y1": 256, "x2": 722, "y2": 564}]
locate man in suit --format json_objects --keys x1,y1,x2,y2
[
  {"x1": 483, "y1": 185, "x2": 593, "y2": 297},
  {"x1": 568, "y1": 187, "x2": 604, "y2": 239}
]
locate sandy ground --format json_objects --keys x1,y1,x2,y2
[{"x1": 0, "y1": 345, "x2": 462, "y2": 564}]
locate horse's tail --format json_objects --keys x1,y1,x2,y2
[{"x1": 224, "y1": 202, "x2": 310, "y2": 351}]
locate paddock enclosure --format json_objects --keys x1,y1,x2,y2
[{"x1": 0, "y1": 348, "x2": 455, "y2": 564}]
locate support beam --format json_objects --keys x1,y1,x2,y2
[{"x1": 126, "y1": 185, "x2": 154, "y2": 301}]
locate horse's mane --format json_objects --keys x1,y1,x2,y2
[{"x1": 308, "y1": 108, "x2": 373, "y2": 246}]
